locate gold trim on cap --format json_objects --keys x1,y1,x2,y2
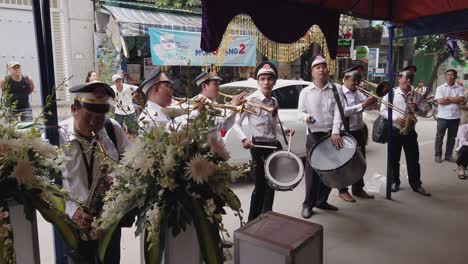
[{"x1": 75, "y1": 96, "x2": 109, "y2": 104}]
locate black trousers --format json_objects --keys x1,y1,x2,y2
[
  {"x1": 303, "y1": 132, "x2": 332, "y2": 208},
  {"x1": 457, "y1": 146, "x2": 468, "y2": 168},
  {"x1": 67, "y1": 228, "x2": 121, "y2": 264},
  {"x1": 390, "y1": 130, "x2": 422, "y2": 190},
  {"x1": 248, "y1": 139, "x2": 282, "y2": 222},
  {"x1": 435, "y1": 118, "x2": 460, "y2": 158},
  {"x1": 339, "y1": 128, "x2": 366, "y2": 193}
]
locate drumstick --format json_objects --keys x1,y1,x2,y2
[
  {"x1": 253, "y1": 144, "x2": 278, "y2": 149},
  {"x1": 287, "y1": 132, "x2": 292, "y2": 153}
]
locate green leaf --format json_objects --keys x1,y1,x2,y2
[
  {"x1": 25, "y1": 192, "x2": 81, "y2": 249},
  {"x1": 221, "y1": 188, "x2": 241, "y2": 211},
  {"x1": 184, "y1": 197, "x2": 223, "y2": 264},
  {"x1": 98, "y1": 221, "x2": 120, "y2": 261},
  {"x1": 145, "y1": 209, "x2": 167, "y2": 264}
]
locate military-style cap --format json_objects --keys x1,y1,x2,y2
[
  {"x1": 194, "y1": 68, "x2": 222, "y2": 87},
  {"x1": 255, "y1": 61, "x2": 278, "y2": 79},
  {"x1": 343, "y1": 65, "x2": 364, "y2": 77},
  {"x1": 398, "y1": 65, "x2": 417, "y2": 76},
  {"x1": 139, "y1": 66, "x2": 173, "y2": 95},
  {"x1": 309, "y1": 54, "x2": 327, "y2": 68},
  {"x1": 111, "y1": 74, "x2": 122, "y2": 82},
  {"x1": 8, "y1": 61, "x2": 21, "y2": 68},
  {"x1": 70, "y1": 81, "x2": 115, "y2": 113}
]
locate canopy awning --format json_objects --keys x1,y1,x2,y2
[{"x1": 102, "y1": 5, "x2": 202, "y2": 36}]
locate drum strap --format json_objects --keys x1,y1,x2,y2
[{"x1": 331, "y1": 84, "x2": 350, "y2": 133}]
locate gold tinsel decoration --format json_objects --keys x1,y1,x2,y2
[{"x1": 214, "y1": 14, "x2": 336, "y2": 75}]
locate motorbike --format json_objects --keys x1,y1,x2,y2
[{"x1": 415, "y1": 95, "x2": 438, "y2": 120}]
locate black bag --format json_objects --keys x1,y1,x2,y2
[{"x1": 372, "y1": 115, "x2": 388, "y2": 144}]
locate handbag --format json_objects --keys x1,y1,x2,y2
[{"x1": 372, "y1": 115, "x2": 388, "y2": 144}]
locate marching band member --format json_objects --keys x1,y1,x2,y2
[
  {"x1": 232, "y1": 61, "x2": 294, "y2": 222},
  {"x1": 337, "y1": 65, "x2": 376, "y2": 202},
  {"x1": 138, "y1": 67, "x2": 175, "y2": 130},
  {"x1": 59, "y1": 82, "x2": 130, "y2": 263},
  {"x1": 297, "y1": 54, "x2": 342, "y2": 219},
  {"x1": 380, "y1": 65, "x2": 430, "y2": 196},
  {"x1": 191, "y1": 68, "x2": 246, "y2": 131}
]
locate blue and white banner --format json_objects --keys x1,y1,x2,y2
[{"x1": 149, "y1": 28, "x2": 257, "y2": 66}]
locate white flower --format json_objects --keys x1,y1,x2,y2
[
  {"x1": 121, "y1": 139, "x2": 145, "y2": 166},
  {"x1": 134, "y1": 153, "x2": 154, "y2": 175},
  {"x1": 204, "y1": 198, "x2": 217, "y2": 216},
  {"x1": 13, "y1": 158, "x2": 34, "y2": 186},
  {"x1": 162, "y1": 146, "x2": 176, "y2": 173},
  {"x1": 161, "y1": 108, "x2": 185, "y2": 120},
  {"x1": 184, "y1": 154, "x2": 215, "y2": 184},
  {"x1": 207, "y1": 134, "x2": 230, "y2": 161},
  {"x1": 30, "y1": 137, "x2": 57, "y2": 159},
  {"x1": 169, "y1": 131, "x2": 191, "y2": 146}
]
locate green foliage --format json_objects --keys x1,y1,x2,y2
[{"x1": 154, "y1": 0, "x2": 200, "y2": 9}]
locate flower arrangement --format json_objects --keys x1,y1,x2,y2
[
  {"x1": 0, "y1": 78, "x2": 82, "y2": 262},
  {"x1": 93, "y1": 108, "x2": 249, "y2": 264}
]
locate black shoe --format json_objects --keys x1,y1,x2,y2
[
  {"x1": 391, "y1": 183, "x2": 400, "y2": 192},
  {"x1": 316, "y1": 202, "x2": 339, "y2": 211},
  {"x1": 435, "y1": 156, "x2": 442, "y2": 163},
  {"x1": 301, "y1": 206, "x2": 314, "y2": 219},
  {"x1": 445, "y1": 156, "x2": 456, "y2": 163},
  {"x1": 413, "y1": 186, "x2": 431, "y2": 197}
]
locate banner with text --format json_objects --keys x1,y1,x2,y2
[{"x1": 149, "y1": 28, "x2": 257, "y2": 66}]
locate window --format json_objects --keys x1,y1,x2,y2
[{"x1": 272, "y1": 85, "x2": 305, "y2": 109}]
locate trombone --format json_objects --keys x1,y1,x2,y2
[
  {"x1": 360, "y1": 81, "x2": 417, "y2": 122},
  {"x1": 172, "y1": 96, "x2": 260, "y2": 116},
  {"x1": 218, "y1": 91, "x2": 276, "y2": 114}
]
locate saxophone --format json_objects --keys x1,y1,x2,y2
[
  {"x1": 84, "y1": 132, "x2": 111, "y2": 239},
  {"x1": 400, "y1": 87, "x2": 417, "y2": 135}
]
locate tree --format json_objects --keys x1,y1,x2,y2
[{"x1": 414, "y1": 35, "x2": 466, "y2": 89}]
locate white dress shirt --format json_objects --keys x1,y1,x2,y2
[
  {"x1": 59, "y1": 117, "x2": 130, "y2": 217},
  {"x1": 138, "y1": 101, "x2": 171, "y2": 131},
  {"x1": 435, "y1": 83, "x2": 464, "y2": 119},
  {"x1": 232, "y1": 91, "x2": 284, "y2": 142},
  {"x1": 341, "y1": 85, "x2": 366, "y2": 131},
  {"x1": 380, "y1": 87, "x2": 410, "y2": 130},
  {"x1": 456, "y1": 124, "x2": 468, "y2": 151},
  {"x1": 111, "y1": 84, "x2": 137, "y2": 115},
  {"x1": 297, "y1": 82, "x2": 342, "y2": 134}
]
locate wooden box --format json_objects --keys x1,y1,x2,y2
[{"x1": 234, "y1": 212, "x2": 323, "y2": 264}]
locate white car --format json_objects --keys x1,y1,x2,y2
[{"x1": 220, "y1": 79, "x2": 312, "y2": 165}]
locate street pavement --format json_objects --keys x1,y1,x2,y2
[{"x1": 36, "y1": 112, "x2": 468, "y2": 263}]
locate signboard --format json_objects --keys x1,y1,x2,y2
[
  {"x1": 355, "y1": 46, "x2": 369, "y2": 61},
  {"x1": 126, "y1": 64, "x2": 141, "y2": 84},
  {"x1": 337, "y1": 39, "x2": 353, "y2": 57},
  {"x1": 149, "y1": 28, "x2": 257, "y2": 66},
  {"x1": 369, "y1": 68, "x2": 385, "y2": 77},
  {"x1": 368, "y1": 48, "x2": 379, "y2": 69},
  {"x1": 144, "y1": 57, "x2": 157, "y2": 79}
]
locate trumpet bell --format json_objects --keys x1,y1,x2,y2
[{"x1": 363, "y1": 80, "x2": 389, "y2": 97}]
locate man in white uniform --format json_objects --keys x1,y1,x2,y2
[
  {"x1": 111, "y1": 73, "x2": 138, "y2": 136},
  {"x1": 59, "y1": 81, "x2": 130, "y2": 263}
]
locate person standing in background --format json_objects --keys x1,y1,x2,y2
[
  {"x1": 111, "y1": 74, "x2": 138, "y2": 137},
  {"x1": 0, "y1": 61, "x2": 35, "y2": 122},
  {"x1": 85, "y1": 71, "x2": 98, "y2": 84},
  {"x1": 434, "y1": 69, "x2": 465, "y2": 163}
]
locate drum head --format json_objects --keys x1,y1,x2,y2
[
  {"x1": 309, "y1": 135, "x2": 357, "y2": 171},
  {"x1": 265, "y1": 151, "x2": 304, "y2": 191}
]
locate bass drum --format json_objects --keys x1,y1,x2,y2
[
  {"x1": 308, "y1": 134, "x2": 366, "y2": 188},
  {"x1": 265, "y1": 150, "x2": 304, "y2": 191}
]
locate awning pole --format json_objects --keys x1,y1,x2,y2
[{"x1": 386, "y1": 23, "x2": 395, "y2": 200}]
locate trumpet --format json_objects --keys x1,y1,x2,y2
[
  {"x1": 218, "y1": 92, "x2": 276, "y2": 114},
  {"x1": 360, "y1": 81, "x2": 417, "y2": 122},
  {"x1": 172, "y1": 96, "x2": 260, "y2": 116}
]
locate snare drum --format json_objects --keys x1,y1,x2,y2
[
  {"x1": 308, "y1": 133, "x2": 366, "y2": 188},
  {"x1": 265, "y1": 150, "x2": 304, "y2": 191}
]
